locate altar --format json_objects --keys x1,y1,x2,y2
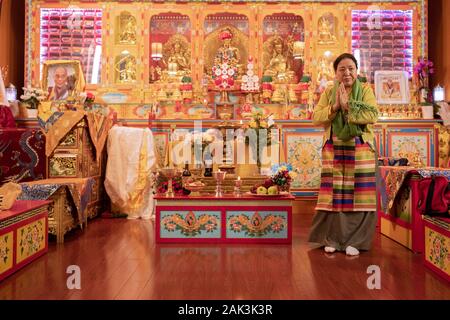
[
  {"x1": 15, "y1": 0, "x2": 449, "y2": 206},
  {"x1": 155, "y1": 194, "x2": 294, "y2": 244}
]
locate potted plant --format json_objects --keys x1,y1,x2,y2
[
  {"x1": 180, "y1": 76, "x2": 193, "y2": 103},
  {"x1": 413, "y1": 58, "x2": 435, "y2": 119},
  {"x1": 20, "y1": 87, "x2": 47, "y2": 118}
]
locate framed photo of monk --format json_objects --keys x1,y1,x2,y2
[
  {"x1": 374, "y1": 70, "x2": 409, "y2": 104},
  {"x1": 41, "y1": 60, "x2": 85, "y2": 101}
]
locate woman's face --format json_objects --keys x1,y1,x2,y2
[{"x1": 335, "y1": 58, "x2": 357, "y2": 87}]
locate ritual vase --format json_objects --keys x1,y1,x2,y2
[{"x1": 26, "y1": 108, "x2": 38, "y2": 118}]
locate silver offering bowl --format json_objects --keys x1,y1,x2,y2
[{"x1": 213, "y1": 170, "x2": 227, "y2": 197}]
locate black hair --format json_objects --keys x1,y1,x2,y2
[{"x1": 333, "y1": 53, "x2": 358, "y2": 71}]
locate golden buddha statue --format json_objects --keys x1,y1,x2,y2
[
  {"x1": 120, "y1": 16, "x2": 137, "y2": 44},
  {"x1": 263, "y1": 36, "x2": 295, "y2": 84},
  {"x1": 161, "y1": 35, "x2": 191, "y2": 82},
  {"x1": 114, "y1": 55, "x2": 137, "y2": 83},
  {"x1": 317, "y1": 57, "x2": 334, "y2": 91},
  {"x1": 318, "y1": 15, "x2": 336, "y2": 44}
]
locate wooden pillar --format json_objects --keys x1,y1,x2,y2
[
  {"x1": 429, "y1": 0, "x2": 450, "y2": 100},
  {"x1": 0, "y1": 0, "x2": 25, "y2": 94}
]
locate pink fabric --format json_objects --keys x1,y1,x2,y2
[{"x1": 0, "y1": 105, "x2": 16, "y2": 128}]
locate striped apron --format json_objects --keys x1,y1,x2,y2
[{"x1": 315, "y1": 135, "x2": 376, "y2": 212}]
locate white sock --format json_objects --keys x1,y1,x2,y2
[
  {"x1": 345, "y1": 246, "x2": 360, "y2": 256},
  {"x1": 324, "y1": 246, "x2": 336, "y2": 253}
]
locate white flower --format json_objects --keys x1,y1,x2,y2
[
  {"x1": 247, "y1": 70, "x2": 254, "y2": 77},
  {"x1": 221, "y1": 63, "x2": 229, "y2": 70},
  {"x1": 247, "y1": 63, "x2": 254, "y2": 70},
  {"x1": 242, "y1": 75, "x2": 248, "y2": 82},
  {"x1": 215, "y1": 69, "x2": 222, "y2": 76},
  {"x1": 227, "y1": 69, "x2": 235, "y2": 76}
]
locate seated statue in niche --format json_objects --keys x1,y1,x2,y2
[
  {"x1": 214, "y1": 28, "x2": 242, "y2": 74},
  {"x1": 263, "y1": 36, "x2": 295, "y2": 83},
  {"x1": 120, "y1": 15, "x2": 137, "y2": 44},
  {"x1": 318, "y1": 15, "x2": 336, "y2": 44},
  {"x1": 316, "y1": 57, "x2": 334, "y2": 92},
  {"x1": 114, "y1": 55, "x2": 137, "y2": 83},
  {"x1": 161, "y1": 35, "x2": 191, "y2": 82}
]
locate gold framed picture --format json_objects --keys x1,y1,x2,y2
[
  {"x1": 374, "y1": 70, "x2": 410, "y2": 105},
  {"x1": 41, "y1": 60, "x2": 85, "y2": 101}
]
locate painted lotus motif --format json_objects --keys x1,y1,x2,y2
[
  {"x1": 161, "y1": 211, "x2": 219, "y2": 236},
  {"x1": 228, "y1": 212, "x2": 286, "y2": 237}
]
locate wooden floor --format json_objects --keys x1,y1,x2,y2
[{"x1": 0, "y1": 213, "x2": 449, "y2": 300}]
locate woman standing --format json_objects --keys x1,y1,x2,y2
[{"x1": 308, "y1": 53, "x2": 379, "y2": 256}]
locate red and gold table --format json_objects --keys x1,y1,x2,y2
[
  {"x1": 0, "y1": 200, "x2": 51, "y2": 282},
  {"x1": 377, "y1": 166, "x2": 450, "y2": 253},
  {"x1": 155, "y1": 194, "x2": 294, "y2": 244}
]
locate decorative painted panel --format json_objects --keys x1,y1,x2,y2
[
  {"x1": 152, "y1": 131, "x2": 169, "y2": 168},
  {"x1": 373, "y1": 126, "x2": 383, "y2": 156},
  {"x1": 49, "y1": 154, "x2": 78, "y2": 177},
  {"x1": 282, "y1": 128, "x2": 324, "y2": 196},
  {"x1": 0, "y1": 232, "x2": 13, "y2": 276},
  {"x1": 226, "y1": 210, "x2": 288, "y2": 239},
  {"x1": 386, "y1": 127, "x2": 434, "y2": 167},
  {"x1": 160, "y1": 210, "x2": 221, "y2": 239},
  {"x1": 16, "y1": 217, "x2": 46, "y2": 264},
  {"x1": 59, "y1": 129, "x2": 78, "y2": 148},
  {"x1": 0, "y1": 129, "x2": 46, "y2": 184},
  {"x1": 425, "y1": 225, "x2": 449, "y2": 280}
]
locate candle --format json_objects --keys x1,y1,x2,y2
[
  {"x1": 238, "y1": 176, "x2": 241, "y2": 180},
  {"x1": 239, "y1": 120, "x2": 243, "y2": 125},
  {"x1": 151, "y1": 42, "x2": 162, "y2": 60},
  {"x1": 235, "y1": 176, "x2": 242, "y2": 187}
]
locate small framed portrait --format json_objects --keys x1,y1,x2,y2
[
  {"x1": 374, "y1": 70, "x2": 410, "y2": 104},
  {"x1": 41, "y1": 60, "x2": 85, "y2": 101}
]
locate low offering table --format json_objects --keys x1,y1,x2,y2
[
  {"x1": 155, "y1": 194, "x2": 294, "y2": 244},
  {"x1": 0, "y1": 200, "x2": 51, "y2": 282}
]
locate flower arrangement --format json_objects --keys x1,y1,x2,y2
[
  {"x1": 85, "y1": 92, "x2": 95, "y2": 104},
  {"x1": 183, "y1": 131, "x2": 216, "y2": 153},
  {"x1": 414, "y1": 57, "x2": 434, "y2": 103},
  {"x1": 270, "y1": 163, "x2": 297, "y2": 191},
  {"x1": 242, "y1": 111, "x2": 276, "y2": 144},
  {"x1": 20, "y1": 87, "x2": 47, "y2": 109},
  {"x1": 156, "y1": 175, "x2": 190, "y2": 196},
  {"x1": 241, "y1": 111, "x2": 276, "y2": 169},
  {"x1": 250, "y1": 163, "x2": 297, "y2": 193}
]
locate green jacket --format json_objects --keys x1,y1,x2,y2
[{"x1": 312, "y1": 82, "x2": 379, "y2": 150}]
